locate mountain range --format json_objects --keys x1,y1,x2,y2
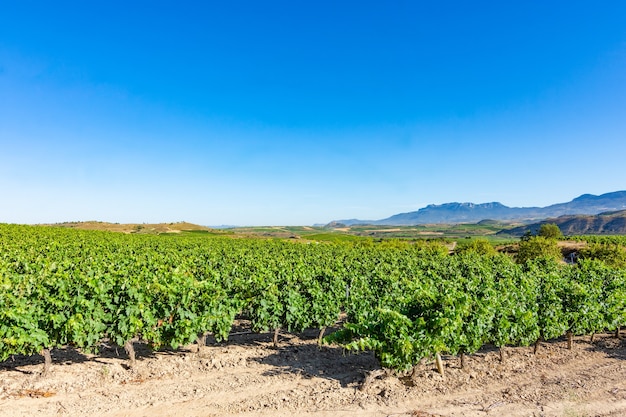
[{"x1": 331, "y1": 191, "x2": 626, "y2": 226}]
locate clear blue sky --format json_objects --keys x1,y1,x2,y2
[{"x1": 1, "y1": 1, "x2": 625, "y2": 225}]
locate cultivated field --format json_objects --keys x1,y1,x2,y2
[{"x1": 2, "y1": 224, "x2": 625, "y2": 416}]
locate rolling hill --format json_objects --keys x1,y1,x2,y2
[
  {"x1": 499, "y1": 210, "x2": 626, "y2": 236},
  {"x1": 44, "y1": 221, "x2": 218, "y2": 234}
]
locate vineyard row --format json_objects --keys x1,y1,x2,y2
[{"x1": 1, "y1": 224, "x2": 625, "y2": 372}]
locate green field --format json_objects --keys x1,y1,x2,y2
[{"x1": 227, "y1": 222, "x2": 520, "y2": 244}]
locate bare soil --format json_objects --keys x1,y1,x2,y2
[{"x1": 1, "y1": 325, "x2": 625, "y2": 417}]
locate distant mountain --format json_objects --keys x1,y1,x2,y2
[
  {"x1": 331, "y1": 191, "x2": 626, "y2": 226},
  {"x1": 500, "y1": 210, "x2": 626, "y2": 236}
]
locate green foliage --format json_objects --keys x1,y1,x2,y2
[
  {"x1": 328, "y1": 308, "x2": 426, "y2": 371},
  {"x1": 578, "y1": 243, "x2": 626, "y2": 268},
  {"x1": 561, "y1": 262, "x2": 606, "y2": 336},
  {"x1": 517, "y1": 236, "x2": 563, "y2": 264},
  {"x1": 567, "y1": 235, "x2": 626, "y2": 245},
  {"x1": 2, "y1": 223, "x2": 626, "y2": 373},
  {"x1": 455, "y1": 238, "x2": 497, "y2": 256},
  {"x1": 490, "y1": 255, "x2": 539, "y2": 347},
  {"x1": 302, "y1": 233, "x2": 370, "y2": 243},
  {"x1": 574, "y1": 259, "x2": 626, "y2": 333},
  {"x1": 0, "y1": 283, "x2": 49, "y2": 361},
  {"x1": 433, "y1": 254, "x2": 497, "y2": 356},
  {"x1": 333, "y1": 254, "x2": 505, "y2": 370},
  {"x1": 538, "y1": 223, "x2": 563, "y2": 239},
  {"x1": 524, "y1": 258, "x2": 568, "y2": 340}
]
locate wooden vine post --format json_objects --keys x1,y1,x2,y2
[{"x1": 435, "y1": 352, "x2": 445, "y2": 377}]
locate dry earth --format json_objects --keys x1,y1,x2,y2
[{"x1": 1, "y1": 324, "x2": 625, "y2": 417}]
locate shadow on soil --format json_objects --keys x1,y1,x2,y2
[
  {"x1": 0, "y1": 342, "x2": 158, "y2": 373},
  {"x1": 0, "y1": 322, "x2": 378, "y2": 388},
  {"x1": 2, "y1": 325, "x2": 622, "y2": 382},
  {"x1": 202, "y1": 324, "x2": 380, "y2": 388},
  {"x1": 250, "y1": 330, "x2": 379, "y2": 388},
  {"x1": 582, "y1": 332, "x2": 626, "y2": 361}
]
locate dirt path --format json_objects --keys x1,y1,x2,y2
[{"x1": 1, "y1": 328, "x2": 625, "y2": 417}]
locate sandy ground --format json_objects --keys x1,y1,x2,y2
[{"x1": 1, "y1": 324, "x2": 625, "y2": 417}]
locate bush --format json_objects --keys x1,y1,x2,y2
[
  {"x1": 455, "y1": 238, "x2": 497, "y2": 256},
  {"x1": 578, "y1": 243, "x2": 626, "y2": 268},
  {"x1": 538, "y1": 223, "x2": 563, "y2": 239},
  {"x1": 517, "y1": 236, "x2": 563, "y2": 264}
]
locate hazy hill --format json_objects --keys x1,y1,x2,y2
[
  {"x1": 46, "y1": 221, "x2": 216, "y2": 234},
  {"x1": 500, "y1": 210, "x2": 626, "y2": 236},
  {"x1": 332, "y1": 191, "x2": 626, "y2": 226}
]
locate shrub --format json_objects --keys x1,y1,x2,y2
[
  {"x1": 517, "y1": 236, "x2": 562, "y2": 264},
  {"x1": 538, "y1": 223, "x2": 563, "y2": 239},
  {"x1": 578, "y1": 243, "x2": 626, "y2": 268},
  {"x1": 455, "y1": 238, "x2": 497, "y2": 256}
]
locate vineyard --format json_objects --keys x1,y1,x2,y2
[{"x1": 1, "y1": 223, "x2": 626, "y2": 377}]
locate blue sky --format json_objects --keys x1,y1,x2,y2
[{"x1": 1, "y1": 1, "x2": 625, "y2": 225}]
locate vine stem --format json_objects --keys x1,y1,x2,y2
[
  {"x1": 360, "y1": 369, "x2": 386, "y2": 391},
  {"x1": 566, "y1": 331, "x2": 573, "y2": 350},
  {"x1": 196, "y1": 332, "x2": 208, "y2": 348},
  {"x1": 317, "y1": 327, "x2": 326, "y2": 347},
  {"x1": 124, "y1": 340, "x2": 136, "y2": 368},
  {"x1": 273, "y1": 328, "x2": 280, "y2": 348},
  {"x1": 41, "y1": 348, "x2": 52, "y2": 376}
]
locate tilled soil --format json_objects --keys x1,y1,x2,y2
[{"x1": 1, "y1": 325, "x2": 625, "y2": 417}]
